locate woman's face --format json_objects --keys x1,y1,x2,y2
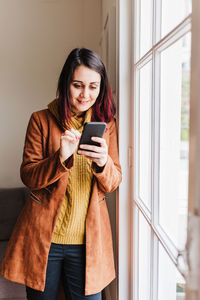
[{"x1": 69, "y1": 65, "x2": 101, "y2": 115}]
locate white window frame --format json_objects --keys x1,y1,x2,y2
[
  {"x1": 133, "y1": 1, "x2": 191, "y2": 298},
  {"x1": 116, "y1": 0, "x2": 200, "y2": 299}
]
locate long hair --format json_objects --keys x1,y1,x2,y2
[{"x1": 56, "y1": 48, "x2": 115, "y2": 128}]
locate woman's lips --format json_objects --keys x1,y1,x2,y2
[{"x1": 77, "y1": 99, "x2": 90, "y2": 104}]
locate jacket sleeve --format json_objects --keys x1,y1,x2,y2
[
  {"x1": 92, "y1": 119, "x2": 122, "y2": 193},
  {"x1": 20, "y1": 112, "x2": 73, "y2": 190}
]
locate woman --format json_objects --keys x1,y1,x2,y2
[{"x1": 0, "y1": 48, "x2": 122, "y2": 300}]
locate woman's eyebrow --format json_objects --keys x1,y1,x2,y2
[
  {"x1": 72, "y1": 80, "x2": 100, "y2": 84},
  {"x1": 72, "y1": 80, "x2": 82, "y2": 83}
]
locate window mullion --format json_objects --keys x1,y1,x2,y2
[
  {"x1": 154, "y1": 0, "x2": 161, "y2": 44},
  {"x1": 133, "y1": 205, "x2": 139, "y2": 300},
  {"x1": 152, "y1": 48, "x2": 161, "y2": 231},
  {"x1": 151, "y1": 1, "x2": 161, "y2": 299},
  {"x1": 151, "y1": 234, "x2": 159, "y2": 300}
]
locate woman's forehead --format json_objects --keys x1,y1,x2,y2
[{"x1": 72, "y1": 65, "x2": 101, "y2": 84}]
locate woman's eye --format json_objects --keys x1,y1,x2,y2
[
  {"x1": 74, "y1": 84, "x2": 82, "y2": 88},
  {"x1": 90, "y1": 86, "x2": 97, "y2": 90}
]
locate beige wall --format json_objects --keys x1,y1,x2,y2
[
  {"x1": 101, "y1": 0, "x2": 116, "y2": 94},
  {"x1": 102, "y1": 0, "x2": 116, "y2": 29},
  {"x1": 0, "y1": 0, "x2": 101, "y2": 188}
]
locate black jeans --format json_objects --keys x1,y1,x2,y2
[{"x1": 26, "y1": 243, "x2": 101, "y2": 300}]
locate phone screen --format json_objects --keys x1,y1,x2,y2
[{"x1": 78, "y1": 122, "x2": 106, "y2": 150}]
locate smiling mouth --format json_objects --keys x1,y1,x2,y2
[{"x1": 77, "y1": 100, "x2": 90, "y2": 104}]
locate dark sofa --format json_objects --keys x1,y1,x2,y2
[{"x1": 0, "y1": 187, "x2": 29, "y2": 300}]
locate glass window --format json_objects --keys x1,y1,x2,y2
[
  {"x1": 158, "y1": 243, "x2": 185, "y2": 300},
  {"x1": 161, "y1": 0, "x2": 192, "y2": 37},
  {"x1": 159, "y1": 33, "x2": 191, "y2": 249},
  {"x1": 140, "y1": 0, "x2": 153, "y2": 57}
]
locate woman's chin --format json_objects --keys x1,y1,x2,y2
[{"x1": 71, "y1": 103, "x2": 94, "y2": 115}]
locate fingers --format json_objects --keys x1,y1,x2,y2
[
  {"x1": 79, "y1": 137, "x2": 107, "y2": 152},
  {"x1": 78, "y1": 144, "x2": 105, "y2": 153},
  {"x1": 61, "y1": 133, "x2": 76, "y2": 144},
  {"x1": 83, "y1": 151, "x2": 107, "y2": 167},
  {"x1": 91, "y1": 137, "x2": 106, "y2": 146},
  {"x1": 77, "y1": 137, "x2": 108, "y2": 167},
  {"x1": 61, "y1": 129, "x2": 80, "y2": 143},
  {"x1": 78, "y1": 137, "x2": 107, "y2": 154},
  {"x1": 62, "y1": 129, "x2": 80, "y2": 138},
  {"x1": 78, "y1": 149, "x2": 105, "y2": 158},
  {"x1": 71, "y1": 128, "x2": 81, "y2": 139}
]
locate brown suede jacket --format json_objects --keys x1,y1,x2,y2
[{"x1": 0, "y1": 109, "x2": 122, "y2": 296}]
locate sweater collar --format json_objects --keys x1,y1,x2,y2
[{"x1": 47, "y1": 99, "x2": 92, "y2": 132}]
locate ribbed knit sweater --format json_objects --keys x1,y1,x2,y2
[{"x1": 48, "y1": 99, "x2": 93, "y2": 244}]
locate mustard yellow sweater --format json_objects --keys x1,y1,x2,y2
[{"x1": 48, "y1": 99, "x2": 93, "y2": 244}]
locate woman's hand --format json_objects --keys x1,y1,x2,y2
[
  {"x1": 77, "y1": 137, "x2": 108, "y2": 167},
  {"x1": 59, "y1": 128, "x2": 81, "y2": 163}
]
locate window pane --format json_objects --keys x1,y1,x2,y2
[
  {"x1": 140, "y1": 0, "x2": 153, "y2": 57},
  {"x1": 162, "y1": 0, "x2": 192, "y2": 37},
  {"x1": 159, "y1": 33, "x2": 191, "y2": 249},
  {"x1": 158, "y1": 244, "x2": 185, "y2": 300},
  {"x1": 138, "y1": 212, "x2": 151, "y2": 300},
  {"x1": 138, "y1": 62, "x2": 152, "y2": 210}
]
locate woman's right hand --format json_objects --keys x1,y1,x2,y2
[{"x1": 59, "y1": 128, "x2": 81, "y2": 163}]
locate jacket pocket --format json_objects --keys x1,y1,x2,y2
[
  {"x1": 44, "y1": 186, "x2": 52, "y2": 194},
  {"x1": 30, "y1": 191, "x2": 42, "y2": 204}
]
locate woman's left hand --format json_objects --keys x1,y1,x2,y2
[{"x1": 78, "y1": 137, "x2": 108, "y2": 167}]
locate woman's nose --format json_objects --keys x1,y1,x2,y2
[{"x1": 81, "y1": 87, "x2": 90, "y2": 99}]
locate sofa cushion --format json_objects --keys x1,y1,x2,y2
[
  {"x1": 0, "y1": 188, "x2": 29, "y2": 241},
  {"x1": 0, "y1": 241, "x2": 26, "y2": 299}
]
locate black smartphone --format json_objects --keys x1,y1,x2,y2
[{"x1": 78, "y1": 122, "x2": 106, "y2": 151}]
